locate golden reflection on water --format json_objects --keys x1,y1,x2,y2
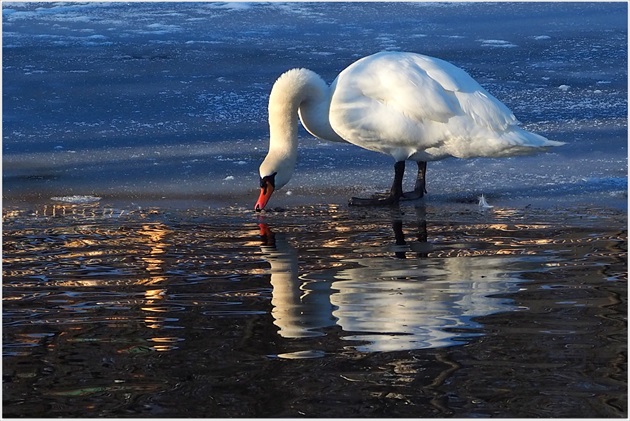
[
  {"x1": 3, "y1": 205, "x2": 190, "y2": 358},
  {"x1": 3, "y1": 203, "x2": 627, "y2": 358},
  {"x1": 2, "y1": 202, "x2": 627, "y2": 418},
  {"x1": 145, "y1": 289, "x2": 167, "y2": 300},
  {"x1": 137, "y1": 223, "x2": 168, "y2": 276},
  {"x1": 24, "y1": 203, "x2": 127, "y2": 219}
]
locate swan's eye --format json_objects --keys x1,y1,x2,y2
[{"x1": 260, "y1": 172, "x2": 277, "y2": 190}]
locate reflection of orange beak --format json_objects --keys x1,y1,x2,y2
[
  {"x1": 258, "y1": 223, "x2": 271, "y2": 237},
  {"x1": 255, "y1": 184, "x2": 274, "y2": 212},
  {"x1": 258, "y1": 222, "x2": 275, "y2": 246}
]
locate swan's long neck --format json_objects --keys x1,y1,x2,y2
[
  {"x1": 268, "y1": 70, "x2": 314, "y2": 162},
  {"x1": 261, "y1": 69, "x2": 339, "y2": 190}
]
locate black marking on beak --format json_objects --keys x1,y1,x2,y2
[{"x1": 260, "y1": 172, "x2": 277, "y2": 191}]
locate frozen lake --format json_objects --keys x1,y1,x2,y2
[
  {"x1": 2, "y1": 2, "x2": 628, "y2": 418},
  {"x1": 2, "y1": 1, "x2": 627, "y2": 209}
]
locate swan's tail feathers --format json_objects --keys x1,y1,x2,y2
[
  {"x1": 500, "y1": 128, "x2": 565, "y2": 156},
  {"x1": 531, "y1": 135, "x2": 566, "y2": 148},
  {"x1": 544, "y1": 139, "x2": 566, "y2": 147}
]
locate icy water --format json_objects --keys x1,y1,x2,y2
[
  {"x1": 2, "y1": 1, "x2": 628, "y2": 418},
  {"x1": 2, "y1": 203, "x2": 628, "y2": 417}
]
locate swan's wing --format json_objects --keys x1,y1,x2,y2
[
  {"x1": 329, "y1": 52, "x2": 521, "y2": 159},
  {"x1": 410, "y1": 54, "x2": 518, "y2": 130}
]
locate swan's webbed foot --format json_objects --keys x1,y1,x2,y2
[
  {"x1": 348, "y1": 160, "x2": 427, "y2": 206},
  {"x1": 348, "y1": 192, "x2": 401, "y2": 206},
  {"x1": 400, "y1": 190, "x2": 424, "y2": 201}
]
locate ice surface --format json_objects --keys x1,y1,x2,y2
[
  {"x1": 50, "y1": 195, "x2": 101, "y2": 204},
  {"x1": 478, "y1": 39, "x2": 518, "y2": 48},
  {"x1": 2, "y1": 2, "x2": 627, "y2": 209}
]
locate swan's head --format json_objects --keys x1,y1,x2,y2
[{"x1": 254, "y1": 154, "x2": 294, "y2": 212}]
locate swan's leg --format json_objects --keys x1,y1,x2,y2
[
  {"x1": 416, "y1": 161, "x2": 428, "y2": 194},
  {"x1": 349, "y1": 161, "x2": 405, "y2": 206},
  {"x1": 402, "y1": 161, "x2": 427, "y2": 200},
  {"x1": 390, "y1": 160, "x2": 405, "y2": 198},
  {"x1": 392, "y1": 218, "x2": 407, "y2": 259}
]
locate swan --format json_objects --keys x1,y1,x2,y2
[{"x1": 255, "y1": 51, "x2": 564, "y2": 211}]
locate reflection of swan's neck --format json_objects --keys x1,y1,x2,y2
[
  {"x1": 263, "y1": 238, "x2": 299, "y2": 289},
  {"x1": 261, "y1": 228, "x2": 334, "y2": 338}
]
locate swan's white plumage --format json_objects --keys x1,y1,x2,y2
[
  {"x1": 258, "y1": 51, "x2": 564, "y2": 201},
  {"x1": 327, "y1": 51, "x2": 559, "y2": 162}
]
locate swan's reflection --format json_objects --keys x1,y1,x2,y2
[
  {"x1": 259, "y1": 207, "x2": 533, "y2": 351},
  {"x1": 328, "y1": 256, "x2": 522, "y2": 351},
  {"x1": 259, "y1": 223, "x2": 336, "y2": 337}
]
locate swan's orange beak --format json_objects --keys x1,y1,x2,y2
[{"x1": 255, "y1": 181, "x2": 274, "y2": 212}]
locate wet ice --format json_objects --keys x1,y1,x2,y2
[{"x1": 2, "y1": 2, "x2": 627, "y2": 208}]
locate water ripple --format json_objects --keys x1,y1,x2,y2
[{"x1": 2, "y1": 204, "x2": 626, "y2": 417}]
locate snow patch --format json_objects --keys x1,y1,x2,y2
[
  {"x1": 479, "y1": 39, "x2": 518, "y2": 48},
  {"x1": 143, "y1": 23, "x2": 182, "y2": 34},
  {"x1": 51, "y1": 195, "x2": 101, "y2": 204}
]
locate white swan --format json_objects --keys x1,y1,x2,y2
[{"x1": 255, "y1": 51, "x2": 564, "y2": 211}]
